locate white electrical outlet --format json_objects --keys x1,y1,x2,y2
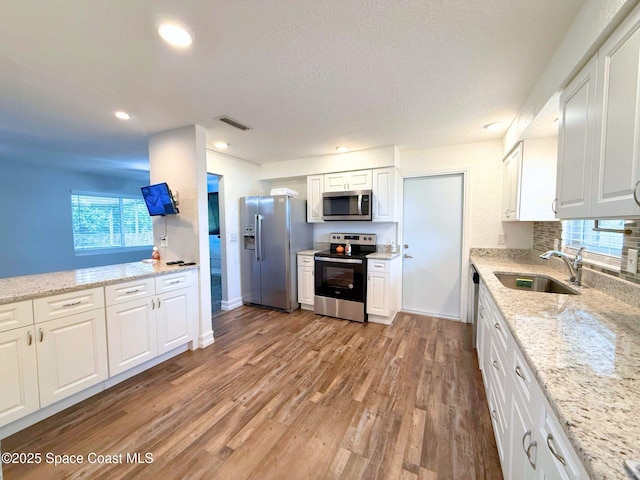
[
  {"x1": 627, "y1": 248, "x2": 638, "y2": 274},
  {"x1": 160, "y1": 235, "x2": 168, "y2": 247}
]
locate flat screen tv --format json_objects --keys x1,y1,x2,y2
[{"x1": 141, "y1": 182, "x2": 179, "y2": 216}]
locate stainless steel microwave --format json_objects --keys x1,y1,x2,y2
[{"x1": 322, "y1": 190, "x2": 372, "y2": 221}]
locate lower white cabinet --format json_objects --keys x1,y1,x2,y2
[
  {"x1": 105, "y1": 271, "x2": 196, "y2": 376},
  {"x1": 0, "y1": 325, "x2": 39, "y2": 426},
  {"x1": 297, "y1": 254, "x2": 315, "y2": 310},
  {"x1": 36, "y1": 309, "x2": 108, "y2": 407},
  {"x1": 366, "y1": 256, "x2": 400, "y2": 324},
  {"x1": 478, "y1": 279, "x2": 589, "y2": 480}
]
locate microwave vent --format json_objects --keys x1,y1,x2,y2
[{"x1": 217, "y1": 116, "x2": 252, "y2": 131}]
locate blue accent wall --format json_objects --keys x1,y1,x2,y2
[{"x1": 0, "y1": 160, "x2": 151, "y2": 279}]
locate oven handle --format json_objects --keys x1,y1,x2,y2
[
  {"x1": 358, "y1": 194, "x2": 363, "y2": 216},
  {"x1": 315, "y1": 257, "x2": 363, "y2": 265}
]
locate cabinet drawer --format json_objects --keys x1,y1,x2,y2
[
  {"x1": 542, "y1": 408, "x2": 583, "y2": 480},
  {"x1": 489, "y1": 339, "x2": 508, "y2": 406},
  {"x1": 512, "y1": 346, "x2": 535, "y2": 404},
  {"x1": 0, "y1": 300, "x2": 34, "y2": 333},
  {"x1": 489, "y1": 306, "x2": 509, "y2": 354},
  {"x1": 155, "y1": 271, "x2": 193, "y2": 293},
  {"x1": 105, "y1": 278, "x2": 155, "y2": 306},
  {"x1": 368, "y1": 259, "x2": 390, "y2": 272},
  {"x1": 297, "y1": 255, "x2": 314, "y2": 266},
  {"x1": 33, "y1": 287, "x2": 104, "y2": 323}
]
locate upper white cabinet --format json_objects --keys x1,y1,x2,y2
[
  {"x1": 371, "y1": 167, "x2": 398, "y2": 222},
  {"x1": 306, "y1": 174, "x2": 324, "y2": 223},
  {"x1": 556, "y1": 3, "x2": 640, "y2": 218},
  {"x1": 590, "y1": 7, "x2": 640, "y2": 217},
  {"x1": 324, "y1": 169, "x2": 372, "y2": 192},
  {"x1": 556, "y1": 55, "x2": 597, "y2": 219},
  {"x1": 503, "y1": 141, "x2": 557, "y2": 222}
]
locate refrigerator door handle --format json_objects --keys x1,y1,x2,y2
[{"x1": 256, "y1": 214, "x2": 263, "y2": 261}]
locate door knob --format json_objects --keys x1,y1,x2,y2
[
  {"x1": 404, "y1": 254, "x2": 413, "y2": 258},
  {"x1": 404, "y1": 244, "x2": 409, "y2": 249}
]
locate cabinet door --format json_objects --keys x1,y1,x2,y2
[
  {"x1": 324, "y1": 172, "x2": 349, "y2": 192},
  {"x1": 372, "y1": 167, "x2": 397, "y2": 222},
  {"x1": 347, "y1": 170, "x2": 372, "y2": 190},
  {"x1": 157, "y1": 288, "x2": 193, "y2": 355},
  {"x1": 106, "y1": 298, "x2": 157, "y2": 376},
  {"x1": 508, "y1": 391, "x2": 537, "y2": 480},
  {"x1": 502, "y1": 143, "x2": 522, "y2": 220},
  {"x1": 366, "y1": 272, "x2": 389, "y2": 316},
  {"x1": 306, "y1": 175, "x2": 324, "y2": 222},
  {"x1": 556, "y1": 56, "x2": 597, "y2": 219},
  {"x1": 0, "y1": 326, "x2": 39, "y2": 427},
  {"x1": 37, "y1": 309, "x2": 108, "y2": 407},
  {"x1": 297, "y1": 265, "x2": 315, "y2": 306},
  {"x1": 0, "y1": 300, "x2": 33, "y2": 333},
  {"x1": 591, "y1": 8, "x2": 640, "y2": 217}
]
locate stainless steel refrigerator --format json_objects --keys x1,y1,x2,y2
[{"x1": 240, "y1": 195, "x2": 312, "y2": 312}]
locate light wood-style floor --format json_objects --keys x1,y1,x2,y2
[{"x1": 2, "y1": 307, "x2": 502, "y2": 480}]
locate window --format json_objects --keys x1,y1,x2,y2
[
  {"x1": 562, "y1": 219, "x2": 624, "y2": 258},
  {"x1": 71, "y1": 192, "x2": 153, "y2": 254}
]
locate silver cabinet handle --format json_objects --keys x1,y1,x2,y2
[
  {"x1": 552, "y1": 198, "x2": 558, "y2": 214},
  {"x1": 634, "y1": 180, "x2": 640, "y2": 206},
  {"x1": 169, "y1": 280, "x2": 181, "y2": 285},
  {"x1": 522, "y1": 429, "x2": 531, "y2": 453},
  {"x1": 479, "y1": 305, "x2": 485, "y2": 319},
  {"x1": 151, "y1": 299, "x2": 156, "y2": 310},
  {"x1": 515, "y1": 365, "x2": 526, "y2": 381},
  {"x1": 526, "y1": 440, "x2": 537, "y2": 469},
  {"x1": 494, "y1": 322, "x2": 501, "y2": 331},
  {"x1": 492, "y1": 360, "x2": 499, "y2": 370},
  {"x1": 125, "y1": 288, "x2": 140, "y2": 294},
  {"x1": 27, "y1": 330, "x2": 33, "y2": 346},
  {"x1": 546, "y1": 434, "x2": 567, "y2": 466},
  {"x1": 62, "y1": 300, "x2": 82, "y2": 308},
  {"x1": 157, "y1": 298, "x2": 161, "y2": 309},
  {"x1": 491, "y1": 409, "x2": 497, "y2": 420},
  {"x1": 39, "y1": 328, "x2": 44, "y2": 342}
]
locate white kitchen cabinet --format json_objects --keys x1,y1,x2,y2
[
  {"x1": 306, "y1": 174, "x2": 324, "y2": 223},
  {"x1": 105, "y1": 271, "x2": 196, "y2": 376},
  {"x1": 590, "y1": 5, "x2": 640, "y2": 218},
  {"x1": 502, "y1": 142, "x2": 522, "y2": 221},
  {"x1": 324, "y1": 169, "x2": 372, "y2": 192},
  {"x1": 371, "y1": 167, "x2": 398, "y2": 222},
  {"x1": 556, "y1": 55, "x2": 597, "y2": 219},
  {"x1": 0, "y1": 300, "x2": 33, "y2": 333},
  {"x1": 297, "y1": 254, "x2": 315, "y2": 310},
  {"x1": 0, "y1": 325, "x2": 39, "y2": 427},
  {"x1": 366, "y1": 256, "x2": 400, "y2": 324},
  {"x1": 503, "y1": 140, "x2": 557, "y2": 222},
  {"x1": 36, "y1": 308, "x2": 108, "y2": 407},
  {"x1": 477, "y1": 278, "x2": 590, "y2": 480}
]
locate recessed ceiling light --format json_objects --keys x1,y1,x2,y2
[
  {"x1": 483, "y1": 122, "x2": 506, "y2": 132},
  {"x1": 336, "y1": 146, "x2": 350, "y2": 153},
  {"x1": 115, "y1": 111, "x2": 131, "y2": 120},
  {"x1": 158, "y1": 21, "x2": 194, "y2": 48},
  {"x1": 213, "y1": 142, "x2": 229, "y2": 150}
]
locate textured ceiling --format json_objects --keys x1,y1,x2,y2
[{"x1": 0, "y1": 0, "x2": 583, "y2": 174}]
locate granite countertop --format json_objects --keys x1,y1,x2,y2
[
  {"x1": 297, "y1": 249, "x2": 321, "y2": 256},
  {"x1": 367, "y1": 251, "x2": 401, "y2": 260},
  {"x1": 0, "y1": 262, "x2": 199, "y2": 305},
  {"x1": 471, "y1": 256, "x2": 640, "y2": 480}
]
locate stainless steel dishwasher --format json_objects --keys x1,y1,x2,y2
[{"x1": 468, "y1": 264, "x2": 480, "y2": 348}]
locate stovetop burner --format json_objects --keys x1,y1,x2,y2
[{"x1": 314, "y1": 233, "x2": 377, "y2": 259}]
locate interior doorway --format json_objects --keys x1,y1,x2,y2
[
  {"x1": 402, "y1": 173, "x2": 464, "y2": 319},
  {"x1": 207, "y1": 174, "x2": 222, "y2": 313}
]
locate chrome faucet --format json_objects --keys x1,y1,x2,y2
[{"x1": 539, "y1": 247, "x2": 585, "y2": 286}]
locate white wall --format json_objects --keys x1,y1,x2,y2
[
  {"x1": 206, "y1": 150, "x2": 265, "y2": 310},
  {"x1": 148, "y1": 125, "x2": 213, "y2": 348},
  {"x1": 399, "y1": 140, "x2": 533, "y2": 249}
]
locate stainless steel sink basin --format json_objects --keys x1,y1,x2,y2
[{"x1": 494, "y1": 272, "x2": 579, "y2": 295}]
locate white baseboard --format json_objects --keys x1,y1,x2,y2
[{"x1": 221, "y1": 296, "x2": 243, "y2": 310}]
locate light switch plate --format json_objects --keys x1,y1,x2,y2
[
  {"x1": 627, "y1": 248, "x2": 638, "y2": 274},
  {"x1": 160, "y1": 235, "x2": 168, "y2": 247}
]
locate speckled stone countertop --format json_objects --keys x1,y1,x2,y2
[
  {"x1": 297, "y1": 249, "x2": 321, "y2": 256},
  {"x1": 0, "y1": 262, "x2": 199, "y2": 305},
  {"x1": 471, "y1": 255, "x2": 640, "y2": 480},
  {"x1": 366, "y1": 251, "x2": 401, "y2": 260}
]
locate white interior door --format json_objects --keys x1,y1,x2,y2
[{"x1": 402, "y1": 173, "x2": 464, "y2": 319}]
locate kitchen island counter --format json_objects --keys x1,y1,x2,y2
[{"x1": 0, "y1": 262, "x2": 199, "y2": 305}]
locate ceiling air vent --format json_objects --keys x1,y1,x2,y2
[{"x1": 217, "y1": 116, "x2": 252, "y2": 131}]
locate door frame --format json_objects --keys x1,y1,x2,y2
[{"x1": 399, "y1": 169, "x2": 470, "y2": 322}]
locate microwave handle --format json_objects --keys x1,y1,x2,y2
[{"x1": 357, "y1": 194, "x2": 363, "y2": 216}]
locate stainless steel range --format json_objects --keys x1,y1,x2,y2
[{"x1": 314, "y1": 233, "x2": 376, "y2": 323}]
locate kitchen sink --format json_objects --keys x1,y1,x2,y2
[{"x1": 494, "y1": 272, "x2": 579, "y2": 295}]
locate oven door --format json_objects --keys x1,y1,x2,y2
[{"x1": 314, "y1": 256, "x2": 365, "y2": 303}]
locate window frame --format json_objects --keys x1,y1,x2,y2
[
  {"x1": 562, "y1": 219, "x2": 624, "y2": 272},
  {"x1": 70, "y1": 190, "x2": 153, "y2": 256}
]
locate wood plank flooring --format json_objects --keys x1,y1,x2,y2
[{"x1": 2, "y1": 307, "x2": 503, "y2": 480}]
